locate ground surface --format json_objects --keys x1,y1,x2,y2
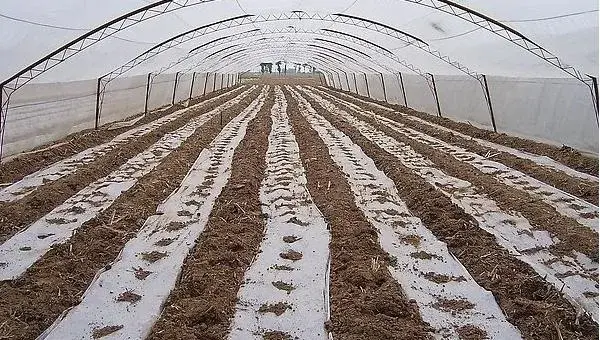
[{"x1": 0, "y1": 82, "x2": 597, "y2": 340}]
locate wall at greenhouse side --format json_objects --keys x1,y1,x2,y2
[
  {"x1": 434, "y1": 75, "x2": 492, "y2": 130},
  {"x1": 148, "y1": 73, "x2": 176, "y2": 111},
  {"x1": 101, "y1": 74, "x2": 147, "y2": 126},
  {"x1": 488, "y1": 76, "x2": 598, "y2": 154},
  {"x1": 339, "y1": 73, "x2": 598, "y2": 155},
  {"x1": 0, "y1": 72, "x2": 234, "y2": 159},
  {"x1": 3, "y1": 79, "x2": 97, "y2": 158}
]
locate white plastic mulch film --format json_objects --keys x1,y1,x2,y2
[{"x1": 0, "y1": 0, "x2": 598, "y2": 156}]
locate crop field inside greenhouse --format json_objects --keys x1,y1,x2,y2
[
  {"x1": 1, "y1": 1, "x2": 599, "y2": 339},
  {"x1": 0, "y1": 80, "x2": 597, "y2": 340}
]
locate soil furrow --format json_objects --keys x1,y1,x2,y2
[
  {"x1": 291, "y1": 86, "x2": 521, "y2": 338},
  {"x1": 40, "y1": 87, "x2": 270, "y2": 339},
  {"x1": 316, "y1": 89, "x2": 599, "y2": 263},
  {"x1": 0, "y1": 88, "x2": 258, "y2": 340},
  {"x1": 0, "y1": 87, "x2": 257, "y2": 244},
  {"x1": 321, "y1": 88, "x2": 598, "y2": 184},
  {"x1": 302, "y1": 87, "x2": 598, "y2": 322},
  {"x1": 282, "y1": 87, "x2": 432, "y2": 339},
  {"x1": 317, "y1": 87, "x2": 598, "y2": 205},
  {"x1": 299, "y1": 87, "x2": 597, "y2": 339},
  {"x1": 0, "y1": 85, "x2": 241, "y2": 184},
  {"x1": 325, "y1": 90, "x2": 600, "y2": 232},
  {"x1": 147, "y1": 87, "x2": 274, "y2": 340},
  {"x1": 0, "y1": 85, "x2": 250, "y2": 204},
  {"x1": 228, "y1": 86, "x2": 331, "y2": 339},
  {"x1": 327, "y1": 87, "x2": 598, "y2": 176}
]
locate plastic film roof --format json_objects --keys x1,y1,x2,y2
[{"x1": 0, "y1": 0, "x2": 597, "y2": 83}]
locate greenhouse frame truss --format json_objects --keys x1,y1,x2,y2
[{"x1": 0, "y1": 0, "x2": 598, "y2": 160}]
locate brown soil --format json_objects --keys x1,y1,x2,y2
[
  {"x1": 259, "y1": 302, "x2": 291, "y2": 316},
  {"x1": 329, "y1": 87, "x2": 599, "y2": 177},
  {"x1": 116, "y1": 291, "x2": 142, "y2": 303},
  {"x1": 245, "y1": 75, "x2": 322, "y2": 86},
  {"x1": 301, "y1": 89, "x2": 597, "y2": 339},
  {"x1": 321, "y1": 88, "x2": 599, "y2": 205},
  {"x1": 279, "y1": 250, "x2": 303, "y2": 261},
  {"x1": 0, "y1": 85, "x2": 241, "y2": 184},
  {"x1": 262, "y1": 330, "x2": 294, "y2": 340},
  {"x1": 323, "y1": 93, "x2": 599, "y2": 262},
  {"x1": 92, "y1": 325, "x2": 124, "y2": 339},
  {"x1": 283, "y1": 87, "x2": 432, "y2": 340},
  {"x1": 422, "y1": 272, "x2": 466, "y2": 284},
  {"x1": 432, "y1": 298, "x2": 474, "y2": 312},
  {"x1": 272, "y1": 280, "x2": 295, "y2": 294},
  {"x1": 146, "y1": 88, "x2": 274, "y2": 340},
  {"x1": 455, "y1": 325, "x2": 488, "y2": 340},
  {"x1": 0, "y1": 86, "x2": 252, "y2": 244},
  {"x1": 141, "y1": 251, "x2": 168, "y2": 263},
  {"x1": 0, "y1": 88, "x2": 257, "y2": 340},
  {"x1": 282, "y1": 235, "x2": 301, "y2": 243}
]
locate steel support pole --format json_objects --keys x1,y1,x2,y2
[
  {"x1": 189, "y1": 72, "x2": 196, "y2": 101},
  {"x1": 429, "y1": 73, "x2": 442, "y2": 117},
  {"x1": 343, "y1": 71, "x2": 350, "y2": 92},
  {"x1": 0, "y1": 88, "x2": 3, "y2": 161},
  {"x1": 588, "y1": 75, "x2": 599, "y2": 122},
  {"x1": 398, "y1": 72, "x2": 407, "y2": 106},
  {"x1": 172, "y1": 72, "x2": 180, "y2": 105},
  {"x1": 95, "y1": 78, "x2": 102, "y2": 130},
  {"x1": 364, "y1": 73, "x2": 370, "y2": 98},
  {"x1": 482, "y1": 75, "x2": 498, "y2": 132},
  {"x1": 212, "y1": 73, "x2": 217, "y2": 92},
  {"x1": 144, "y1": 73, "x2": 152, "y2": 114},
  {"x1": 353, "y1": 73, "x2": 358, "y2": 94},
  {"x1": 380, "y1": 72, "x2": 387, "y2": 102},
  {"x1": 221, "y1": 73, "x2": 225, "y2": 90},
  {"x1": 336, "y1": 72, "x2": 342, "y2": 90},
  {"x1": 203, "y1": 72, "x2": 209, "y2": 96}
]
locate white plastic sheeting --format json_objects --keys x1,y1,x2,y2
[
  {"x1": 402, "y1": 74, "x2": 439, "y2": 116},
  {"x1": 366, "y1": 74, "x2": 385, "y2": 101},
  {"x1": 3, "y1": 79, "x2": 97, "y2": 157},
  {"x1": 1, "y1": 72, "x2": 236, "y2": 158},
  {"x1": 488, "y1": 76, "x2": 598, "y2": 153},
  {"x1": 434, "y1": 75, "x2": 492, "y2": 129},
  {"x1": 331, "y1": 72, "x2": 599, "y2": 154},
  {"x1": 1, "y1": 0, "x2": 597, "y2": 82},
  {"x1": 148, "y1": 73, "x2": 176, "y2": 111},
  {"x1": 173, "y1": 73, "x2": 194, "y2": 104},
  {"x1": 101, "y1": 74, "x2": 147, "y2": 125}
]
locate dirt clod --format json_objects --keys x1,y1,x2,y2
[
  {"x1": 134, "y1": 267, "x2": 152, "y2": 280},
  {"x1": 272, "y1": 281, "x2": 295, "y2": 294},
  {"x1": 117, "y1": 291, "x2": 142, "y2": 303},
  {"x1": 282, "y1": 235, "x2": 301, "y2": 243},
  {"x1": 279, "y1": 250, "x2": 303, "y2": 261},
  {"x1": 92, "y1": 325, "x2": 124, "y2": 338},
  {"x1": 259, "y1": 302, "x2": 292, "y2": 316},
  {"x1": 140, "y1": 251, "x2": 168, "y2": 263}
]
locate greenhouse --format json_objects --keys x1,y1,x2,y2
[{"x1": 0, "y1": 1, "x2": 598, "y2": 339}]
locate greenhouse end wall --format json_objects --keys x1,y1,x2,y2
[
  {"x1": 330, "y1": 73, "x2": 599, "y2": 155},
  {"x1": 1, "y1": 72, "x2": 235, "y2": 159}
]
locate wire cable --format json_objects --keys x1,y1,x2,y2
[
  {"x1": 504, "y1": 9, "x2": 597, "y2": 23},
  {"x1": 418, "y1": 9, "x2": 597, "y2": 43},
  {"x1": 0, "y1": 11, "x2": 186, "y2": 48}
]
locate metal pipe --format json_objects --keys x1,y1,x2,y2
[{"x1": 482, "y1": 75, "x2": 497, "y2": 132}]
